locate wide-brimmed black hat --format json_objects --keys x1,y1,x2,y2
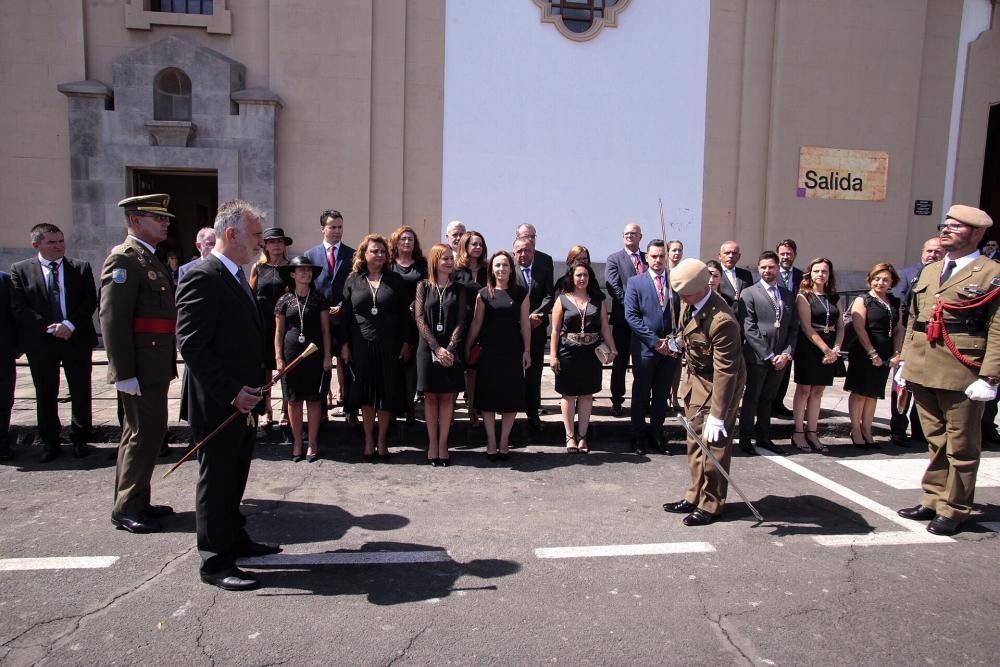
[
  {"x1": 262, "y1": 227, "x2": 293, "y2": 245},
  {"x1": 278, "y1": 255, "x2": 322, "y2": 280}
]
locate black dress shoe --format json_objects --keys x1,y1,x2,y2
[
  {"x1": 72, "y1": 442, "x2": 91, "y2": 458},
  {"x1": 663, "y1": 499, "x2": 697, "y2": 514},
  {"x1": 200, "y1": 567, "x2": 260, "y2": 591},
  {"x1": 111, "y1": 511, "x2": 162, "y2": 534},
  {"x1": 629, "y1": 438, "x2": 646, "y2": 456},
  {"x1": 647, "y1": 434, "x2": 669, "y2": 455},
  {"x1": 236, "y1": 541, "x2": 283, "y2": 557},
  {"x1": 890, "y1": 434, "x2": 910, "y2": 447},
  {"x1": 738, "y1": 441, "x2": 756, "y2": 456},
  {"x1": 145, "y1": 504, "x2": 174, "y2": 518},
  {"x1": 897, "y1": 504, "x2": 935, "y2": 521},
  {"x1": 527, "y1": 415, "x2": 543, "y2": 432},
  {"x1": 757, "y1": 440, "x2": 785, "y2": 456},
  {"x1": 40, "y1": 444, "x2": 62, "y2": 463},
  {"x1": 682, "y1": 508, "x2": 717, "y2": 526},
  {"x1": 307, "y1": 453, "x2": 320, "y2": 463},
  {"x1": 611, "y1": 402, "x2": 624, "y2": 418},
  {"x1": 927, "y1": 515, "x2": 962, "y2": 536}
]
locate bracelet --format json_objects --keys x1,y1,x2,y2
[{"x1": 867, "y1": 349, "x2": 877, "y2": 358}]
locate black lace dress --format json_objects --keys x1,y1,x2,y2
[{"x1": 415, "y1": 280, "x2": 467, "y2": 393}]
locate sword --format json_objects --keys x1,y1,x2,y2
[
  {"x1": 676, "y1": 411, "x2": 763, "y2": 522},
  {"x1": 658, "y1": 197, "x2": 667, "y2": 241}
]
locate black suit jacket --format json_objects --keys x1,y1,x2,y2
[
  {"x1": 605, "y1": 247, "x2": 647, "y2": 325},
  {"x1": 176, "y1": 255, "x2": 266, "y2": 433},
  {"x1": 0, "y1": 272, "x2": 16, "y2": 360},
  {"x1": 719, "y1": 266, "x2": 753, "y2": 303},
  {"x1": 9, "y1": 256, "x2": 97, "y2": 356},
  {"x1": 514, "y1": 260, "x2": 554, "y2": 341}
]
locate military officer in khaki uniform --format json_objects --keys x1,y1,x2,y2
[
  {"x1": 897, "y1": 204, "x2": 1000, "y2": 536},
  {"x1": 100, "y1": 194, "x2": 178, "y2": 534},
  {"x1": 662, "y1": 259, "x2": 747, "y2": 526}
]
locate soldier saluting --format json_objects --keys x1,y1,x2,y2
[
  {"x1": 100, "y1": 194, "x2": 178, "y2": 534},
  {"x1": 897, "y1": 204, "x2": 1000, "y2": 536}
]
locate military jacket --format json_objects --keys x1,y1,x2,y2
[
  {"x1": 99, "y1": 237, "x2": 178, "y2": 384},
  {"x1": 680, "y1": 291, "x2": 747, "y2": 419},
  {"x1": 901, "y1": 255, "x2": 1000, "y2": 391}
]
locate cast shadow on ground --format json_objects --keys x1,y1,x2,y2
[
  {"x1": 245, "y1": 540, "x2": 521, "y2": 605},
  {"x1": 720, "y1": 493, "x2": 874, "y2": 537}
]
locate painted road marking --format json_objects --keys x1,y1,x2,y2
[
  {"x1": 0, "y1": 556, "x2": 119, "y2": 571},
  {"x1": 813, "y1": 531, "x2": 952, "y2": 547},
  {"x1": 757, "y1": 452, "x2": 956, "y2": 545},
  {"x1": 535, "y1": 542, "x2": 715, "y2": 559},
  {"x1": 238, "y1": 551, "x2": 453, "y2": 567},
  {"x1": 837, "y1": 457, "x2": 1000, "y2": 490}
]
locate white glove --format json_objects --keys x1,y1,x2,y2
[
  {"x1": 965, "y1": 378, "x2": 997, "y2": 402},
  {"x1": 893, "y1": 363, "x2": 905, "y2": 388},
  {"x1": 668, "y1": 336, "x2": 683, "y2": 354},
  {"x1": 703, "y1": 415, "x2": 727, "y2": 443},
  {"x1": 115, "y1": 377, "x2": 142, "y2": 396}
]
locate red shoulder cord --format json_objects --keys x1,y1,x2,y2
[{"x1": 925, "y1": 286, "x2": 1000, "y2": 369}]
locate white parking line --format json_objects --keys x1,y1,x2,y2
[
  {"x1": 757, "y1": 452, "x2": 956, "y2": 545},
  {"x1": 0, "y1": 556, "x2": 119, "y2": 571},
  {"x1": 238, "y1": 551, "x2": 453, "y2": 567},
  {"x1": 813, "y1": 531, "x2": 953, "y2": 547},
  {"x1": 535, "y1": 542, "x2": 715, "y2": 559}
]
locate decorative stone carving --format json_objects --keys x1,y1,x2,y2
[{"x1": 532, "y1": 0, "x2": 631, "y2": 42}]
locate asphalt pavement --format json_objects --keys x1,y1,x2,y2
[{"x1": 1, "y1": 355, "x2": 998, "y2": 666}]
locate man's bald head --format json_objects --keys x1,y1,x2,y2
[{"x1": 921, "y1": 237, "x2": 943, "y2": 265}]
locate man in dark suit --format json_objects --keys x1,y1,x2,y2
[
  {"x1": 513, "y1": 237, "x2": 555, "y2": 431},
  {"x1": 304, "y1": 210, "x2": 354, "y2": 413},
  {"x1": 0, "y1": 272, "x2": 17, "y2": 461},
  {"x1": 772, "y1": 239, "x2": 804, "y2": 417},
  {"x1": 738, "y1": 250, "x2": 798, "y2": 455},
  {"x1": 10, "y1": 223, "x2": 98, "y2": 461},
  {"x1": 101, "y1": 195, "x2": 179, "y2": 533},
  {"x1": 624, "y1": 239, "x2": 680, "y2": 455},
  {"x1": 177, "y1": 227, "x2": 216, "y2": 283},
  {"x1": 515, "y1": 224, "x2": 554, "y2": 277},
  {"x1": 981, "y1": 239, "x2": 999, "y2": 261},
  {"x1": 605, "y1": 223, "x2": 646, "y2": 416},
  {"x1": 890, "y1": 236, "x2": 942, "y2": 445},
  {"x1": 718, "y1": 241, "x2": 753, "y2": 303},
  {"x1": 177, "y1": 199, "x2": 281, "y2": 592}
]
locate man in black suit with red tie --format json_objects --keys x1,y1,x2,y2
[
  {"x1": 177, "y1": 200, "x2": 281, "y2": 592},
  {"x1": 10, "y1": 223, "x2": 98, "y2": 461},
  {"x1": 605, "y1": 223, "x2": 647, "y2": 416}
]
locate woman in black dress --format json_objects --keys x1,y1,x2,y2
[
  {"x1": 275, "y1": 256, "x2": 331, "y2": 462},
  {"x1": 549, "y1": 261, "x2": 616, "y2": 454},
  {"x1": 454, "y1": 231, "x2": 488, "y2": 425},
  {"x1": 341, "y1": 234, "x2": 413, "y2": 461},
  {"x1": 791, "y1": 258, "x2": 844, "y2": 454},
  {"x1": 846, "y1": 263, "x2": 903, "y2": 449},
  {"x1": 466, "y1": 250, "x2": 531, "y2": 461},
  {"x1": 250, "y1": 226, "x2": 291, "y2": 428},
  {"x1": 415, "y1": 243, "x2": 467, "y2": 465},
  {"x1": 389, "y1": 225, "x2": 428, "y2": 425}
]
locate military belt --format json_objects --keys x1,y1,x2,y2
[
  {"x1": 133, "y1": 317, "x2": 176, "y2": 334},
  {"x1": 912, "y1": 320, "x2": 983, "y2": 334}
]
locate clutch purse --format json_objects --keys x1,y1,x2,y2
[{"x1": 595, "y1": 342, "x2": 613, "y2": 365}]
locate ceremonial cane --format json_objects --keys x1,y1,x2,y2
[
  {"x1": 163, "y1": 343, "x2": 319, "y2": 479},
  {"x1": 677, "y1": 412, "x2": 764, "y2": 522}
]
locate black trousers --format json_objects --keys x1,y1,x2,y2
[
  {"x1": 739, "y1": 362, "x2": 783, "y2": 443},
  {"x1": 0, "y1": 355, "x2": 14, "y2": 446},
  {"x1": 610, "y1": 322, "x2": 632, "y2": 404},
  {"x1": 524, "y1": 332, "x2": 545, "y2": 418},
  {"x1": 26, "y1": 345, "x2": 92, "y2": 445},
  {"x1": 772, "y1": 364, "x2": 792, "y2": 409},
  {"x1": 630, "y1": 351, "x2": 676, "y2": 438},
  {"x1": 196, "y1": 416, "x2": 256, "y2": 574}
]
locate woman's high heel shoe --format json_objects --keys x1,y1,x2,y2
[
  {"x1": 792, "y1": 429, "x2": 811, "y2": 453},
  {"x1": 851, "y1": 435, "x2": 870, "y2": 450}
]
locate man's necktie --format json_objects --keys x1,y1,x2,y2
[
  {"x1": 235, "y1": 267, "x2": 256, "y2": 303},
  {"x1": 656, "y1": 274, "x2": 665, "y2": 306},
  {"x1": 940, "y1": 260, "x2": 957, "y2": 284},
  {"x1": 48, "y1": 261, "x2": 63, "y2": 322},
  {"x1": 328, "y1": 245, "x2": 336, "y2": 275},
  {"x1": 683, "y1": 305, "x2": 694, "y2": 327},
  {"x1": 633, "y1": 253, "x2": 644, "y2": 274},
  {"x1": 726, "y1": 269, "x2": 737, "y2": 291},
  {"x1": 523, "y1": 266, "x2": 532, "y2": 291},
  {"x1": 781, "y1": 271, "x2": 791, "y2": 290},
  {"x1": 771, "y1": 285, "x2": 782, "y2": 320}
]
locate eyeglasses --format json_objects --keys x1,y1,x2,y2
[{"x1": 937, "y1": 222, "x2": 968, "y2": 232}]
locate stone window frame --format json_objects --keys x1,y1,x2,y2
[
  {"x1": 153, "y1": 67, "x2": 193, "y2": 121},
  {"x1": 125, "y1": 0, "x2": 232, "y2": 35},
  {"x1": 531, "y1": 0, "x2": 631, "y2": 43}
]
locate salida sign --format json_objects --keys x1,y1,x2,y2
[{"x1": 797, "y1": 146, "x2": 888, "y2": 201}]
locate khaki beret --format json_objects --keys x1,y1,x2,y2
[
  {"x1": 669, "y1": 258, "x2": 710, "y2": 296},
  {"x1": 946, "y1": 204, "x2": 991, "y2": 228},
  {"x1": 118, "y1": 193, "x2": 175, "y2": 218}
]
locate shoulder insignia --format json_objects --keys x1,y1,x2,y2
[{"x1": 112, "y1": 268, "x2": 127, "y2": 284}]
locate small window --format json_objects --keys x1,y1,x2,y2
[
  {"x1": 154, "y1": 68, "x2": 192, "y2": 121},
  {"x1": 150, "y1": 0, "x2": 213, "y2": 14},
  {"x1": 547, "y1": 0, "x2": 620, "y2": 34}
]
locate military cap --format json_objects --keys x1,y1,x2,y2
[
  {"x1": 946, "y1": 204, "x2": 992, "y2": 228},
  {"x1": 117, "y1": 193, "x2": 175, "y2": 218},
  {"x1": 669, "y1": 258, "x2": 710, "y2": 296}
]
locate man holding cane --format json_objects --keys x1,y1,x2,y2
[
  {"x1": 177, "y1": 200, "x2": 281, "y2": 591},
  {"x1": 662, "y1": 259, "x2": 747, "y2": 527}
]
